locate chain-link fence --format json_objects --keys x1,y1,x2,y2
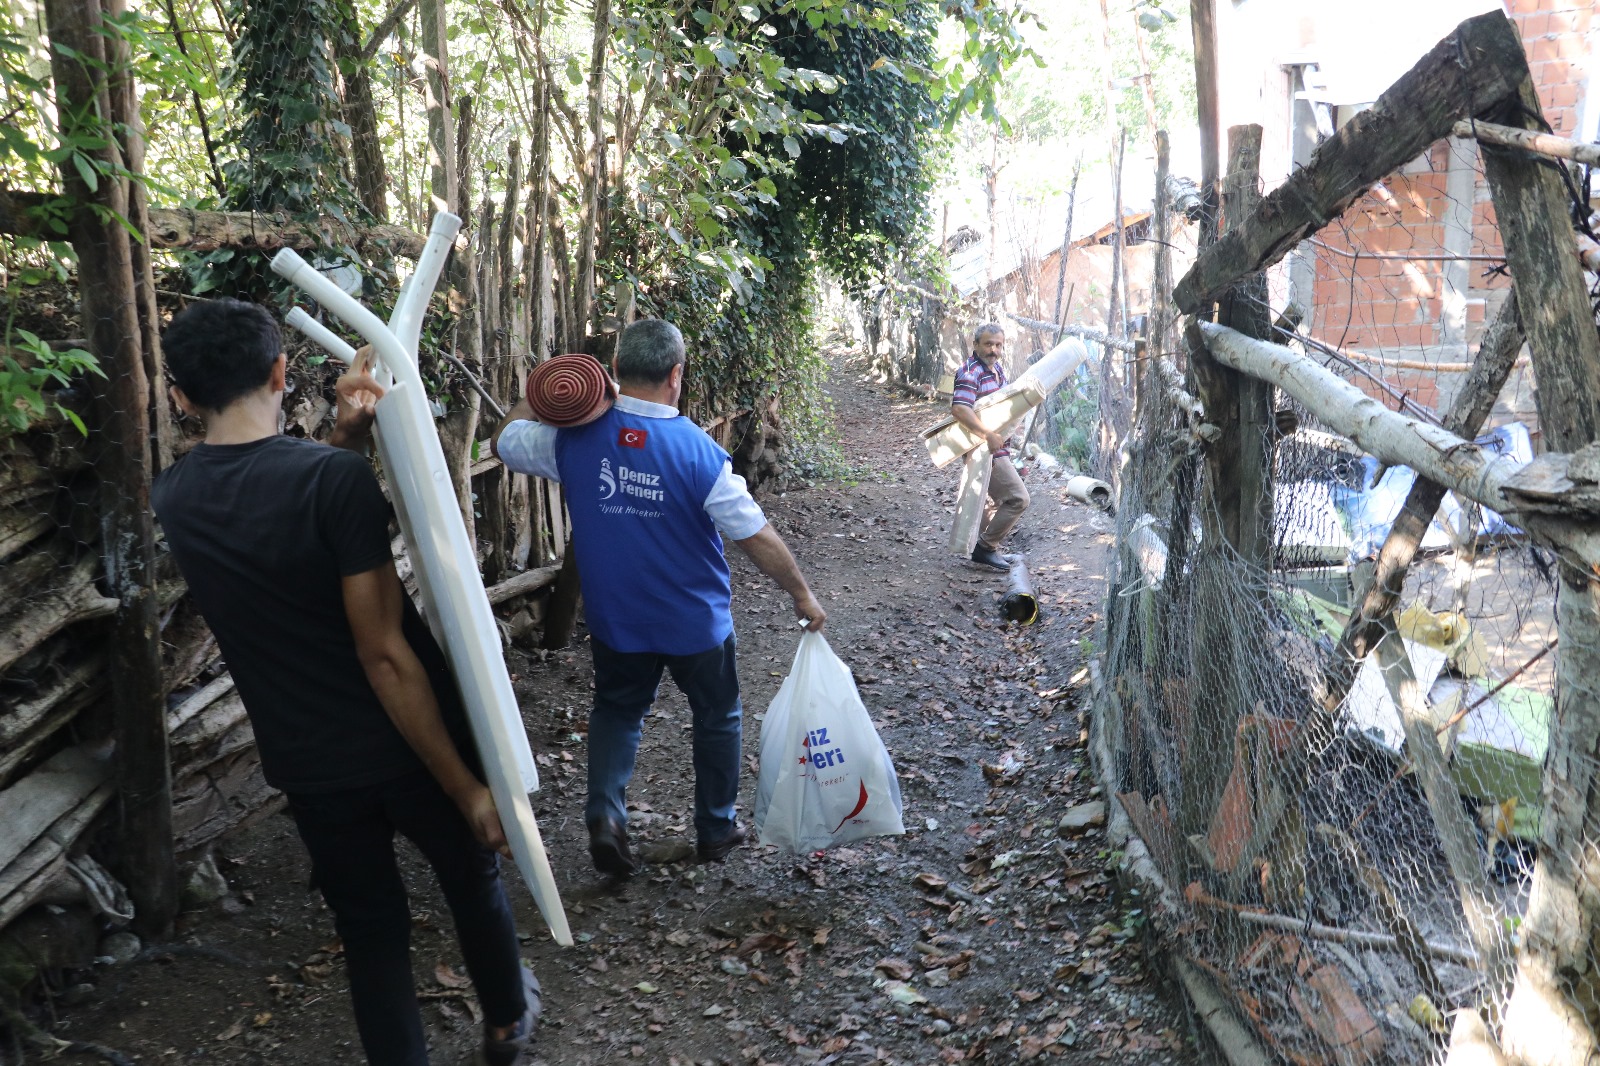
[{"x1": 1097, "y1": 79, "x2": 1600, "y2": 1066}]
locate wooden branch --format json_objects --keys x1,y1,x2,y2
[
  {"x1": 1501, "y1": 448, "x2": 1600, "y2": 516},
  {"x1": 359, "y1": 0, "x2": 417, "y2": 61},
  {"x1": 0, "y1": 189, "x2": 431, "y2": 259},
  {"x1": 1184, "y1": 882, "x2": 1482, "y2": 969},
  {"x1": 1453, "y1": 118, "x2": 1600, "y2": 168},
  {"x1": 1373, "y1": 628, "x2": 1513, "y2": 991},
  {"x1": 1196, "y1": 321, "x2": 1600, "y2": 571},
  {"x1": 1334, "y1": 292, "x2": 1525, "y2": 674},
  {"x1": 1003, "y1": 312, "x2": 1139, "y2": 353},
  {"x1": 1173, "y1": 11, "x2": 1526, "y2": 313},
  {"x1": 484, "y1": 563, "x2": 562, "y2": 606},
  {"x1": 0, "y1": 504, "x2": 53, "y2": 562}
]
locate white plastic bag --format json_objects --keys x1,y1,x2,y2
[{"x1": 754, "y1": 632, "x2": 905, "y2": 853}]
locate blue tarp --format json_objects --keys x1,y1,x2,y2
[{"x1": 1324, "y1": 422, "x2": 1531, "y2": 560}]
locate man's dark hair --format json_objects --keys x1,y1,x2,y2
[
  {"x1": 615, "y1": 319, "x2": 686, "y2": 385},
  {"x1": 163, "y1": 297, "x2": 283, "y2": 412}
]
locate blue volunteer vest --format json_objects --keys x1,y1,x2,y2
[{"x1": 555, "y1": 405, "x2": 734, "y2": 655}]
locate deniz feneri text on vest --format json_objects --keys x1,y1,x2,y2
[{"x1": 598, "y1": 458, "x2": 665, "y2": 503}]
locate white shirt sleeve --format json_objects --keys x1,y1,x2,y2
[
  {"x1": 495, "y1": 420, "x2": 560, "y2": 481},
  {"x1": 705, "y1": 461, "x2": 767, "y2": 541}
]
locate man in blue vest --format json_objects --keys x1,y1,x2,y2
[{"x1": 493, "y1": 320, "x2": 826, "y2": 876}]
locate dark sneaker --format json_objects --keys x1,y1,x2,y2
[
  {"x1": 480, "y1": 967, "x2": 541, "y2": 1066},
  {"x1": 970, "y1": 545, "x2": 1011, "y2": 571},
  {"x1": 697, "y1": 823, "x2": 748, "y2": 863},
  {"x1": 588, "y1": 816, "x2": 638, "y2": 878}
]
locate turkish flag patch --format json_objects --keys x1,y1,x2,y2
[{"x1": 618, "y1": 427, "x2": 648, "y2": 449}]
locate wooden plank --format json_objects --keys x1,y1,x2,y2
[
  {"x1": 1173, "y1": 10, "x2": 1527, "y2": 314},
  {"x1": 0, "y1": 746, "x2": 109, "y2": 871},
  {"x1": 166, "y1": 674, "x2": 238, "y2": 734},
  {"x1": 1189, "y1": 0, "x2": 1220, "y2": 245},
  {"x1": 0, "y1": 555, "x2": 118, "y2": 675}
]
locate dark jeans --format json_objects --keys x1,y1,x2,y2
[
  {"x1": 287, "y1": 769, "x2": 526, "y2": 1066},
  {"x1": 588, "y1": 633, "x2": 742, "y2": 845}
]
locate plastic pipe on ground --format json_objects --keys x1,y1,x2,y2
[
  {"x1": 1066, "y1": 475, "x2": 1115, "y2": 512},
  {"x1": 1001, "y1": 560, "x2": 1039, "y2": 624}
]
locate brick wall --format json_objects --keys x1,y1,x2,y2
[{"x1": 1305, "y1": 1, "x2": 1591, "y2": 428}]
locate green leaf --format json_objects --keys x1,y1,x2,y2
[
  {"x1": 71, "y1": 153, "x2": 98, "y2": 192},
  {"x1": 566, "y1": 55, "x2": 583, "y2": 84},
  {"x1": 782, "y1": 135, "x2": 800, "y2": 158}
]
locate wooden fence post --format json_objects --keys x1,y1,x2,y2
[
  {"x1": 43, "y1": 0, "x2": 176, "y2": 936},
  {"x1": 1467, "y1": 15, "x2": 1600, "y2": 1062},
  {"x1": 1176, "y1": 125, "x2": 1271, "y2": 839}
]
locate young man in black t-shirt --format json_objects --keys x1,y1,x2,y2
[{"x1": 153, "y1": 298, "x2": 539, "y2": 1066}]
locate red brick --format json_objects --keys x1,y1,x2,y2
[
  {"x1": 1551, "y1": 82, "x2": 1581, "y2": 108},
  {"x1": 1530, "y1": 37, "x2": 1560, "y2": 61},
  {"x1": 1546, "y1": 9, "x2": 1585, "y2": 34},
  {"x1": 1509, "y1": 0, "x2": 1543, "y2": 16},
  {"x1": 1520, "y1": 12, "x2": 1550, "y2": 37}
]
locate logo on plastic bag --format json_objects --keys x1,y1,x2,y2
[{"x1": 801, "y1": 728, "x2": 870, "y2": 831}]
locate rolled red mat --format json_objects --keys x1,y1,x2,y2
[{"x1": 525, "y1": 353, "x2": 617, "y2": 427}]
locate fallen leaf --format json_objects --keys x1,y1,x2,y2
[
  {"x1": 882, "y1": 981, "x2": 927, "y2": 1006},
  {"x1": 435, "y1": 961, "x2": 470, "y2": 989},
  {"x1": 216, "y1": 1019, "x2": 244, "y2": 1042},
  {"x1": 735, "y1": 932, "x2": 795, "y2": 958},
  {"x1": 875, "y1": 957, "x2": 915, "y2": 981},
  {"x1": 914, "y1": 873, "x2": 948, "y2": 893},
  {"x1": 811, "y1": 926, "x2": 832, "y2": 947}
]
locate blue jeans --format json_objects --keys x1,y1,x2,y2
[
  {"x1": 587, "y1": 633, "x2": 742, "y2": 845},
  {"x1": 286, "y1": 769, "x2": 527, "y2": 1066}
]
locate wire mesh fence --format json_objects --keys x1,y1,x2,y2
[{"x1": 1096, "y1": 110, "x2": 1599, "y2": 1061}]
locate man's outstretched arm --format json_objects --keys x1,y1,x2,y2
[
  {"x1": 732, "y1": 524, "x2": 826, "y2": 631},
  {"x1": 343, "y1": 562, "x2": 509, "y2": 855}
]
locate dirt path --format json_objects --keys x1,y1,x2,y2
[{"x1": 52, "y1": 357, "x2": 1193, "y2": 1064}]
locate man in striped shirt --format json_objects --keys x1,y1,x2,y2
[{"x1": 950, "y1": 323, "x2": 1030, "y2": 570}]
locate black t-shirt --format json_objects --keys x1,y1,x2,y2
[{"x1": 153, "y1": 436, "x2": 473, "y2": 794}]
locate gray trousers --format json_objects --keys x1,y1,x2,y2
[{"x1": 979, "y1": 455, "x2": 1030, "y2": 550}]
